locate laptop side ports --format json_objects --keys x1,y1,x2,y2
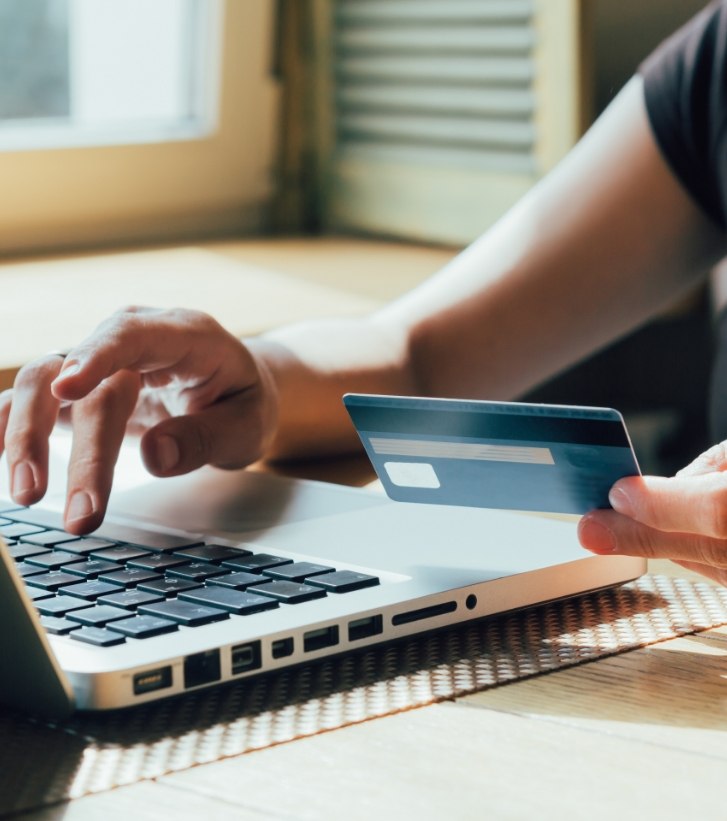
[
  {"x1": 303, "y1": 625, "x2": 339, "y2": 653},
  {"x1": 133, "y1": 666, "x2": 173, "y2": 695},
  {"x1": 184, "y1": 649, "x2": 221, "y2": 689},
  {"x1": 348, "y1": 615, "x2": 383, "y2": 642},
  {"x1": 271, "y1": 637, "x2": 294, "y2": 659},
  {"x1": 231, "y1": 641, "x2": 262, "y2": 674}
]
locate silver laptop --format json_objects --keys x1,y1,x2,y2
[{"x1": 0, "y1": 453, "x2": 645, "y2": 717}]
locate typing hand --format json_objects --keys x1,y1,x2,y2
[
  {"x1": 0, "y1": 307, "x2": 278, "y2": 534},
  {"x1": 578, "y1": 442, "x2": 727, "y2": 585}
]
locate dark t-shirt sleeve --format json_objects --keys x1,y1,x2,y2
[{"x1": 640, "y1": 0, "x2": 727, "y2": 229}]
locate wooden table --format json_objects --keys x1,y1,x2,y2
[
  {"x1": 14, "y1": 558, "x2": 726, "y2": 821},
  {"x1": 5, "y1": 242, "x2": 727, "y2": 820},
  {"x1": 0, "y1": 237, "x2": 455, "y2": 390}
]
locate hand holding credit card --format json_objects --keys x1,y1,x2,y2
[{"x1": 344, "y1": 394, "x2": 641, "y2": 515}]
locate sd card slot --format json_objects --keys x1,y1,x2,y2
[{"x1": 392, "y1": 601, "x2": 457, "y2": 626}]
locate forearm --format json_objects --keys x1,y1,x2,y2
[
  {"x1": 391, "y1": 77, "x2": 726, "y2": 401},
  {"x1": 252, "y1": 77, "x2": 727, "y2": 462}
]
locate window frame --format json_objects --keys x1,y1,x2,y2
[{"x1": 0, "y1": 0, "x2": 279, "y2": 256}]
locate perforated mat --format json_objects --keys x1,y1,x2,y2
[{"x1": 2, "y1": 573, "x2": 727, "y2": 817}]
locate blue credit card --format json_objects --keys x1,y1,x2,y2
[{"x1": 343, "y1": 394, "x2": 641, "y2": 515}]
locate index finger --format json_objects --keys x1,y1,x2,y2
[
  {"x1": 63, "y1": 369, "x2": 141, "y2": 533},
  {"x1": 609, "y1": 473, "x2": 727, "y2": 539}
]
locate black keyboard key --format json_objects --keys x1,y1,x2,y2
[
  {"x1": 15, "y1": 561, "x2": 46, "y2": 578},
  {"x1": 263, "y1": 562, "x2": 335, "y2": 582},
  {"x1": 139, "y1": 599, "x2": 229, "y2": 627},
  {"x1": 2, "y1": 508, "x2": 64, "y2": 529},
  {"x1": 93, "y1": 522, "x2": 203, "y2": 553},
  {"x1": 137, "y1": 577, "x2": 202, "y2": 596},
  {"x1": 253, "y1": 580, "x2": 327, "y2": 604},
  {"x1": 19, "y1": 530, "x2": 81, "y2": 548},
  {"x1": 97, "y1": 589, "x2": 165, "y2": 610},
  {"x1": 222, "y1": 553, "x2": 292, "y2": 573},
  {"x1": 207, "y1": 571, "x2": 266, "y2": 590},
  {"x1": 59, "y1": 580, "x2": 121, "y2": 601},
  {"x1": 173, "y1": 544, "x2": 251, "y2": 563},
  {"x1": 25, "y1": 586, "x2": 54, "y2": 601},
  {"x1": 71, "y1": 627, "x2": 126, "y2": 647},
  {"x1": 90, "y1": 546, "x2": 152, "y2": 563},
  {"x1": 107, "y1": 615, "x2": 179, "y2": 639},
  {"x1": 26, "y1": 570, "x2": 83, "y2": 591},
  {"x1": 166, "y1": 562, "x2": 228, "y2": 582},
  {"x1": 26, "y1": 550, "x2": 85, "y2": 570},
  {"x1": 127, "y1": 553, "x2": 187, "y2": 572},
  {"x1": 64, "y1": 559, "x2": 123, "y2": 578},
  {"x1": 40, "y1": 616, "x2": 80, "y2": 635},
  {"x1": 307, "y1": 570, "x2": 381, "y2": 593},
  {"x1": 61, "y1": 537, "x2": 119, "y2": 556},
  {"x1": 0, "y1": 523, "x2": 45, "y2": 539},
  {"x1": 99, "y1": 568, "x2": 163, "y2": 588},
  {"x1": 179, "y1": 587, "x2": 279, "y2": 615},
  {"x1": 8, "y1": 543, "x2": 50, "y2": 561},
  {"x1": 67, "y1": 605, "x2": 132, "y2": 627},
  {"x1": 35, "y1": 595, "x2": 90, "y2": 616}
]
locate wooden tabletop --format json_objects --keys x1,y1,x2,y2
[
  {"x1": 7, "y1": 242, "x2": 727, "y2": 820},
  {"x1": 0, "y1": 237, "x2": 455, "y2": 390}
]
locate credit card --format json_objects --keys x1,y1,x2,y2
[{"x1": 343, "y1": 394, "x2": 641, "y2": 515}]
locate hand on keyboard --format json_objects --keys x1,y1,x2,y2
[{"x1": 0, "y1": 307, "x2": 278, "y2": 534}]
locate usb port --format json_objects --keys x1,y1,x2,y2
[
  {"x1": 133, "y1": 666, "x2": 172, "y2": 695},
  {"x1": 231, "y1": 641, "x2": 262, "y2": 674},
  {"x1": 303, "y1": 625, "x2": 339, "y2": 653},
  {"x1": 348, "y1": 615, "x2": 383, "y2": 642}
]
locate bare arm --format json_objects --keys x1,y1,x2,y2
[
  {"x1": 2, "y1": 76, "x2": 724, "y2": 533},
  {"x1": 254, "y1": 76, "x2": 726, "y2": 459}
]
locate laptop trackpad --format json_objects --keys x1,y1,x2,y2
[{"x1": 105, "y1": 467, "x2": 388, "y2": 535}]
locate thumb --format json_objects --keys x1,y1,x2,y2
[
  {"x1": 609, "y1": 472, "x2": 727, "y2": 538},
  {"x1": 140, "y1": 389, "x2": 273, "y2": 476}
]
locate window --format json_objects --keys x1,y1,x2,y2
[
  {"x1": 0, "y1": 0, "x2": 278, "y2": 255},
  {"x1": 0, "y1": 0, "x2": 212, "y2": 150}
]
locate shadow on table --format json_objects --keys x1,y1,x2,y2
[
  {"x1": 474, "y1": 625, "x2": 727, "y2": 735},
  {"x1": 0, "y1": 580, "x2": 696, "y2": 817}
]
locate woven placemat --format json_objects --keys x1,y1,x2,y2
[{"x1": 2, "y1": 573, "x2": 727, "y2": 816}]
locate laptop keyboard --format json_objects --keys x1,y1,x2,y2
[{"x1": 0, "y1": 506, "x2": 380, "y2": 648}]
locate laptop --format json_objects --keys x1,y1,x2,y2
[{"x1": 0, "y1": 397, "x2": 645, "y2": 717}]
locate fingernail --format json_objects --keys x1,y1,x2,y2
[
  {"x1": 66, "y1": 490, "x2": 94, "y2": 523},
  {"x1": 156, "y1": 435, "x2": 180, "y2": 472},
  {"x1": 53, "y1": 360, "x2": 82, "y2": 383},
  {"x1": 12, "y1": 461, "x2": 36, "y2": 496},
  {"x1": 578, "y1": 516, "x2": 617, "y2": 554},
  {"x1": 609, "y1": 486, "x2": 634, "y2": 516}
]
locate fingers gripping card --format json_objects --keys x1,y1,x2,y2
[{"x1": 344, "y1": 394, "x2": 641, "y2": 515}]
